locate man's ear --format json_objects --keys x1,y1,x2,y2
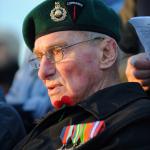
[{"x1": 98, "y1": 38, "x2": 118, "y2": 69}]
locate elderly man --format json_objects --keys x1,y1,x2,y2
[{"x1": 14, "y1": 0, "x2": 150, "y2": 149}]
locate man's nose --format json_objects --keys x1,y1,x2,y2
[{"x1": 38, "y1": 56, "x2": 56, "y2": 80}]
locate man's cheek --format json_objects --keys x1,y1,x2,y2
[
  {"x1": 59, "y1": 62, "x2": 81, "y2": 80},
  {"x1": 62, "y1": 61, "x2": 76, "y2": 71}
]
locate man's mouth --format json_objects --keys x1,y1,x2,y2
[{"x1": 47, "y1": 84, "x2": 62, "y2": 95}]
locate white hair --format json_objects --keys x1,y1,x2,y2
[
  {"x1": 85, "y1": 32, "x2": 109, "y2": 39},
  {"x1": 83, "y1": 31, "x2": 120, "y2": 52}
]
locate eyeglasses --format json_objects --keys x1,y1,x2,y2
[{"x1": 29, "y1": 37, "x2": 104, "y2": 70}]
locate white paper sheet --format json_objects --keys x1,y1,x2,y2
[{"x1": 129, "y1": 16, "x2": 150, "y2": 59}]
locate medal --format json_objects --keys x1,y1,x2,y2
[{"x1": 50, "y1": 2, "x2": 67, "y2": 22}]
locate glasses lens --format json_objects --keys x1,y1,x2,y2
[
  {"x1": 28, "y1": 54, "x2": 40, "y2": 70},
  {"x1": 47, "y1": 46, "x2": 63, "y2": 63}
]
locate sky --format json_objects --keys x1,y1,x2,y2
[
  {"x1": 0, "y1": 0, "x2": 43, "y2": 37},
  {"x1": 0, "y1": 0, "x2": 43, "y2": 64}
]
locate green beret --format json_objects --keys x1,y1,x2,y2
[{"x1": 23, "y1": 0, "x2": 121, "y2": 50}]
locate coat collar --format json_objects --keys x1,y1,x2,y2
[
  {"x1": 34, "y1": 82, "x2": 148, "y2": 130},
  {"x1": 78, "y1": 82, "x2": 148, "y2": 120}
]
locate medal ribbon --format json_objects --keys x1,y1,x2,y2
[{"x1": 60, "y1": 120, "x2": 106, "y2": 146}]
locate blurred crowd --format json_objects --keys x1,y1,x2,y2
[
  {"x1": 0, "y1": 27, "x2": 53, "y2": 148},
  {"x1": 0, "y1": 0, "x2": 150, "y2": 149}
]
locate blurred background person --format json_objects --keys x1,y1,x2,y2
[
  {"x1": 119, "y1": 0, "x2": 150, "y2": 54},
  {"x1": 119, "y1": 0, "x2": 150, "y2": 90},
  {"x1": 0, "y1": 27, "x2": 53, "y2": 133},
  {"x1": 0, "y1": 85, "x2": 26, "y2": 150},
  {"x1": 0, "y1": 1, "x2": 53, "y2": 133},
  {"x1": 103, "y1": 0, "x2": 150, "y2": 93},
  {"x1": 0, "y1": 28, "x2": 19, "y2": 95}
]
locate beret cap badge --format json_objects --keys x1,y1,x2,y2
[{"x1": 50, "y1": 2, "x2": 67, "y2": 22}]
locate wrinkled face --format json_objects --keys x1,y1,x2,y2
[{"x1": 34, "y1": 31, "x2": 103, "y2": 108}]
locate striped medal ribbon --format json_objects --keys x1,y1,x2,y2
[
  {"x1": 60, "y1": 125, "x2": 74, "y2": 145},
  {"x1": 60, "y1": 120, "x2": 105, "y2": 146}
]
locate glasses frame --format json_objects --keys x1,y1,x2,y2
[{"x1": 29, "y1": 36, "x2": 105, "y2": 70}]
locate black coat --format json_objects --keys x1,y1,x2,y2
[
  {"x1": 0, "y1": 87, "x2": 26, "y2": 150},
  {"x1": 14, "y1": 82, "x2": 150, "y2": 150}
]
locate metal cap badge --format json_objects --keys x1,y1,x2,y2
[{"x1": 50, "y1": 2, "x2": 67, "y2": 22}]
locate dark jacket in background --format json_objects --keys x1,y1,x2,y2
[
  {"x1": 0, "y1": 87, "x2": 26, "y2": 150},
  {"x1": 137, "y1": 0, "x2": 150, "y2": 16}
]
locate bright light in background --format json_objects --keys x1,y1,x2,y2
[{"x1": 0, "y1": 0, "x2": 43, "y2": 66}]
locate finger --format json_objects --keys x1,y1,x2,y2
[
  {"x1": 141, "y1": 79, "x2": 150, "y2": 87},
  {"x1": 130, "y1": 53, "x2": 150, "y2": 70},
  {"x1": 134, "y1": 69, "x2": 150, "y2": 79}
]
